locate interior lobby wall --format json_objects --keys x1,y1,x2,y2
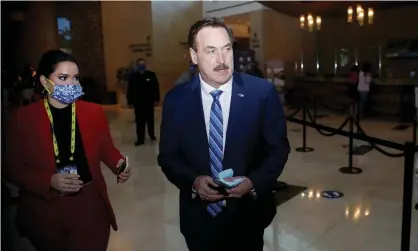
[
  {"x1": 151, "y1": 0, "x2": 202, "y2": 99},
  {"x1": 228, "y1": 24, "x2": 250, "y2": 38},
  {"x1": 318, "y1": 5, "x2": 418, "y2": 77},
  {"x1": 249, "y1": 10, "x2": 264, "y2": 64},
  {"x1": 101, "y1": 1, "x2": 152, "y2": 93},
  {"x1": 55, "y1": 1, "x2": 107, "y2": 93},
  {"x1": 15, "y1": 1, "x2": 58, "y2": 70},
  {"x1": 261, "y1": 9, "x2": 303, "y2": 64}
]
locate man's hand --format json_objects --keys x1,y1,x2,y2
[
  {"x1": 193, "y1": 176, "x2": 224, "y2": 202},
  {"x1": 50, "y1": 173, "x2": 83, "y2": 194},
  {"x1": 226, "y1": 177, "x2": 254, "y2": 198}
]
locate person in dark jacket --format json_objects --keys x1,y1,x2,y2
[{"x1": 126, "y1": 58, "x2": 160, "y2": 146}]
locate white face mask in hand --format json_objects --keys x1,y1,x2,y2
[{"x1": 215, "y1": 169, "x2": 244, "y2": 188}]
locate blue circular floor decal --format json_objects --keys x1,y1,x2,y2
[{"x1": 321, "y1": 190, "x2": 344, "y2": 199}]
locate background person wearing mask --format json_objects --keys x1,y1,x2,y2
[
  {"x1": 158, "y1": 17, "x2": 290, "y2": 251},
  {"x1": 126, "y1": 58, "x2": 160, "y2": 146},
  {"x1": 175, "y1": 61, "x2": 198, "y2": 86},
  {"x1": 3, "y1": 50, "x2": 131, "y2": 251}
]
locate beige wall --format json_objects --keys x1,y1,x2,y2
[
  {"x1": 249, "y1": 10, "x2": 264, "y2": 63},
  {"x1": 248, "y1": 8, "x2": 302, "y2": 76},
  {"x1": 151, "y1": 0, "x2": 202, "y2": 98},
  {"x1": 101, "y1": 1, "x2": 202, "y2": 101},
  {"x1": 229, "y1": 24, "x2": 250, "y2": 38},
  {"x1": 261, "y1": 9, "x2": 302, "y2": 64},
  {"x1": 101, "y1": 1, "x2": 152, "y2": 92}
]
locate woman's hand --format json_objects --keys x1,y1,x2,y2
[
  {"x1": 117, "y1": 159, "x2": 131, "y2": 184},
  {"x1": 50, "y1": 173, "x2": 83, "y2": 194}
]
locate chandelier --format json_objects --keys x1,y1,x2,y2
[
  {"x1": 347, "y1": 5, "x2": 374, "y2": 26},
  {"x1": 300, "y1": 13, "x2": 321, "y2": 31}
]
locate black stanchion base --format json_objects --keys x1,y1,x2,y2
[
  {"x1": 295, "y1": 147, "x2": 314, "y2": 152},
  {"x1": 339, "y1": 167, "x2": 363, "y2": 174}
]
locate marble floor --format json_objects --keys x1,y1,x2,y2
[{"x1": 3, "y1": 106, "x2": 418, "y2": 251}]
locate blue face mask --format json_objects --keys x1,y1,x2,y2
[
  {"x1": 137, "y1": 64, "x2": 146, "y2": 71},
  {"x1": 46, "y1": 79, "x2": 84, "y2": 104}
]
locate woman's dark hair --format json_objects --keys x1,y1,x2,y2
[
  {"x1": 351, "y1": 65, "x2": 359, "y2": 72},
  {"x1": 361, "y1": 62, "x2": 372, "y2": 75},
  {"x1": 188, "y1": 17, "x2": 233, "y2": 51},
  {"x1": 35, "y1": 49, "x2": 79, "y2": 96},
  {"x1": 35, "y1": 49, "x2": 79, "y2": 86}
]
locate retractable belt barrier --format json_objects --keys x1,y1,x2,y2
[{"x1": 284, "y1": 95, "x2": 417, "y2": 251}]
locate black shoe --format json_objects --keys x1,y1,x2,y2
[
  {"x1": 135, "y1": 141, "x2": 144, "y2": 146},
  {"x1": 150, "y1": 136, "x2": 157, "y2": 141}
]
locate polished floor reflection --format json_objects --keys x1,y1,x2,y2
[{"x1": 4, "y1": 106, "x2": 418, "y2": 251}]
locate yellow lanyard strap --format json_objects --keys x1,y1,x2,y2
[{"x1": 44, "y1": 99, "x2": 76, "y2": 164}]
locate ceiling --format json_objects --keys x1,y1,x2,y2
[{"x1": 259, "y1": 1, "x2": 418, "y2": 18}]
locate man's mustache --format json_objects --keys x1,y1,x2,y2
[{"x1": 214, "y1": 64, "x2": 229, "y2": 71}]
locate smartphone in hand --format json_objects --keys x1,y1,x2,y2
[{"x1": 116, "y1": 156, "x2": 129, "y2": 183}]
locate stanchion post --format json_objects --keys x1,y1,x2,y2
[
  {"x1": 412, "y1": 112, "x2": 416, "y2": 147},
  {"x1": 295, "y1": 105, "x2": 314, "y2": 153},
  {"x1": 400, "y1": 141, "x2": 415, "y2": 251},
  {"x1": 339, "y1": 109, "x2": 362, "y2": 174},
  {"x1": 343, "y1": 102, "x2": 357, "y2": 149},
  {"x1": 355, "y1": 101, "x2": 361, "y2": 133},
  {"x1": 313, "y1": 95, "x2": 317, "y2": 124}
]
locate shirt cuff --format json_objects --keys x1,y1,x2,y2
[{"x1": 192, "y1": 186, "x2": 197, "y2": 199}]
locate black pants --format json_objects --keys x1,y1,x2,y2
[
  {"x1": 134, "y1": 105, "x2": 155, "y2": 142},
  {"x1": 349, "y1": 84, "x2": 358, "y2": 102},
  {"x1": 184, "y1": 210, "x2": 265, "y2": 251}
]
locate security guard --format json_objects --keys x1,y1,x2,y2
[{"x1": 126, "y1": 58, "x2": 160, "y2": 146}]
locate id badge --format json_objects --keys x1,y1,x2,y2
[{"x1": 57, "y1": 165, "x2": 78, "y2": 175}]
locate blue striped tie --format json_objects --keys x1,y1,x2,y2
[{"x1": 207, "y1": 90, "x2": 224, "y2": 217}]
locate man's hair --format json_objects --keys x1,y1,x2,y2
[
  {"x1": 136, "y1": 58, "x2": 145, "y2": 64},
  {"x1": 188, "y1": 17, "x2": 234, "y2": 51}
]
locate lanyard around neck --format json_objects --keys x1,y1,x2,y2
[{"x1": 43, "y1": 99, "x2": 76, "y2": 164}]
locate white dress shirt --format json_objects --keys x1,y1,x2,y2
[{"x1": 200, "y1": 74, "x2": 233, "y2": 150}]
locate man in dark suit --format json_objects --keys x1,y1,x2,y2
[
  {"x1": 158, "y1": 18, "x2": 290, "y2": 251},
  {"x1": 126, "y1": 58, "x2": 160, "y2": 146}
]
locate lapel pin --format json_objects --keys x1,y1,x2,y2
[{"x1": 238, "y1": 93, "x2": 244, "y2": 97}]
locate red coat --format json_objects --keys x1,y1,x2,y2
[{"x1": 3, "y1": 100, "x2": 122, "y2": 231}]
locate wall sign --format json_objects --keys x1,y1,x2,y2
[
  {"x1": 129, "y1": 35, "x2": 152, "y2": 56},
  {"x1": 251, "y1": 32, "x2": 260, "y2": 49}
]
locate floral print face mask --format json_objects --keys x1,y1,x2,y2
[{"x1": 46, "y1": 79, "x2": 84, "y2": 104}]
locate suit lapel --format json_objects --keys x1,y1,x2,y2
[
  {"x1": 188, "y1": 76, "x2": 211, "y2": 175},
  {"x1": 224, "y1": 73, "x2": 246, "y2": 170}
]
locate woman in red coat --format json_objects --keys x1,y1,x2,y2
[{"x1": 3, "y1": 50, "x2": 131, "y2": 251}]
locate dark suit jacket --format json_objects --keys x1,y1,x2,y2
[
  {"x1": 126, "y1": 70, "x2": 160, "y2": 106},
  {"x1": 158, "y1": 72, "x2": 290, "y2": 236},
  {"x1": 3, "y1": 100, "x2": 123, "y2": 231}
]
